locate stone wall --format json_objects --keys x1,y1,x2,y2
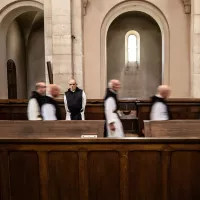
[
  {"x1": 191, "y1": 0, "x2": 200, "y2": 97},
  {"x1": 84, "y1": 0, "x2": 190, "y2": 98},
  {"x1": 44, "y1": 0, "x2": 83, "y2": 95},
  {"x1": 107, "y1": 12, "x2": 162, "y2": 98},
  {"x1": 0, "y1": 0, "x2": 199, "y2": 99}
]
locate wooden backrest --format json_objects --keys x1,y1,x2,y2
[
  {"x1": 0, "y1": 120, "x2": 105, "y2": 138},
  {"x1": 0, "y1": 98, "x2": 200, "y2": 134},
  {"x1": 144, "y1": 120, "x2": 200, "y2": 137},
  {"x1": 1, "y1": 138, "x2": 200, "y2": 200}
]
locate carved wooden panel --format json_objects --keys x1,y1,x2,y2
[
  {"x1": 129, "y1": 151, "x2": 162, "y2": 199},
  {"x1": 9, "y1": 152, "x2": 40, "y2": 200},
  {"x1": 169, "y1": 151, "x2": 200, "y2": 199},
  {"x1": 0, "y1": 151, "x2": 10, "y2": 200},
  {"x1": 88, "y1": 151, "x2": 120, "y2": 200},
  {"x1": 48, "y1": 152, "x2": 79, "y2": 200},
  {"x1": 0, "y1": 139, "x2": 200, "y2": 199}
]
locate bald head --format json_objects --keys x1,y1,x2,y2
[
  {"x1": 108, "y1": 79, "x2": 121, "y2": 92},
  {"x1": 69, "y1": 79, "x2": 77, "y2": 91},
  {"x1": 35, "y1": 82, "x2": 46, "y2": 95},
  {"x1": 48, "y1": 84, "x2": 60, "y2": 98},
  {"x1": 157, "y1": 85, "x2": 170, "y2": 99}
]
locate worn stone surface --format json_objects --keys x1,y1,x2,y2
[
  {"x1": 191, "y1": 0, "x2": 200, "y2": 97},
  {"x1": 193, "y1": 54, "x2": 200, "y2": 74}
]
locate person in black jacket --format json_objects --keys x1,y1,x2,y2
[
  {"x1": 64, "y1": 79, "x2": 86, "y2": 120},
  {"x1": 41, "y1": 84, "x2": 62, "y2": 120}
]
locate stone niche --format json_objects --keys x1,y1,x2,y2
[{"x1": 107, "y1": 11, "x2": 162, "y2": 98}]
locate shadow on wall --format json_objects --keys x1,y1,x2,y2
[
  {"x1": 107, "y1": 11, "x2": 162, "y2": 98},
  {"x1": 6, "y1": 11, "x2": 45, "y2": 99}
]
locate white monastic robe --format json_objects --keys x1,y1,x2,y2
[
  {"x1": 104, "y1": 90, "x2": 124, "y2": 137},
  {"x1": 41, "y1": 95, "x2": 61, "y2": 120},
  {"x1": 27, "y1": 98, "x2": 41, "y2": 120},
  {"x1": 150, "y1": 95, "x2": 169, "y2": 120},
  {"x1": 27, "y1": 91, "x2": 42, "y2": 120}
]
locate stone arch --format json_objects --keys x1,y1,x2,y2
[
  {"x1": 100, "y1": 1, "x2": 170, "y2": 96},
  {"x1": 0, "y1": 0, "x2": 43, "y2": 98}
]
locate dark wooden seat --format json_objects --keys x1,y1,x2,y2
[
  {"x1": 1, "y1": 138, "x2": 200, "y2": 199},
  {"x1": 143, "y1": 120, "x2": 200, "y2": 137},
  {"x1": 0, "y1": 120, "x2": 105, "y2": 138}
]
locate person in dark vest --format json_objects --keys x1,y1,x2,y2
[
  {"x1": 41, "y1": 84, "x2": 62, "y2": 120},
  {"x1": 27, "y1": 82, "x2": 46, "y2": 120},
  {"x1": 104, "y1": 79, "x2": 124, "y2": 137},
  {"x1": 64, "y1": 79, "x2": 86, "y2": 120},
  {"x1": 150, "y1": 85, "x2": 171, "y2": 120}
]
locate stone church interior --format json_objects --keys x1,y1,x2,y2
[{"x1": 0, "y1": 0, "x2": 200, "y2": 199}]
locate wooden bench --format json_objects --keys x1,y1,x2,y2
[
  {"x1": 0, "y1": 120, "x2": 105, "y2": 138},
  {"x1": 0, "y1": 98, "x2": 200, "y2": 135},
  {"x1": 143, "y1": 120, "x2": 200, "y2": 137},
  {"x1": 1, "y1": 138, "x2": 200, "y2": 199}
]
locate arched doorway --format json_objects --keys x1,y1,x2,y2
[
  {"x1": 0, "y1": 1, "x2": 45, "y2": 99},
  {"x1": 107, "y1": 11, "x2": 162, "y2": 98},
  {"x1": 100, "y1": 1, "x2": 170, "y2": 97},
  {"x1": 7, "y1": 59, "x2": 17, "y2": 99}
]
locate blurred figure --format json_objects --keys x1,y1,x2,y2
[
  {"x1": 64, "y1": 79, "x2": 86, "y2": 120},
  {"x1": 104, "y1": 79, "x2": 124, "y2": 137},
  {"x1": 150, "y1": 85, "x2": 171, "y2": 120},
  {"x1": 41, "y1": 84, "x2": 61, "y2": 120},
  {"x1": 27, "y1": 82, "x2": 46, "y2": 120}
]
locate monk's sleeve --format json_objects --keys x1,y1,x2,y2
[
  {"x1": 27, "y1": 98, "x2": 40, "y2": 120},
  {"x1": 64, "y1": 94, "x2": 69, "y2": 112},
  {"x1": 82, "y1": 91, "x2": 87, "y2": 111}
]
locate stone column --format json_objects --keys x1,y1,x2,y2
[
  {"x1": 71, "y1": 0, "x2": 84, "y2": 88},
  {"x1": 44, "y1": 0, "x2": 72, "y2": 94},
  {"x1": 44, "y1": 0, "x2": 53, "y2": 84},
  {"x1": 191, "y1": 0, "x2": 200, "y2": 97}
]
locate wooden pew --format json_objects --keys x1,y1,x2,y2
[
  {"x1": 0, "y1": 138, "x2": 200, "y2": 199},
  {"x1": 0, "y1": 98, "x2": 200, "y2": 135},
  {"x1": 0, "y1": 120, "x2": 105, "y2": 138},
  {"x1": 143, "y1": 120, "x2": 200, "y2": 137}
]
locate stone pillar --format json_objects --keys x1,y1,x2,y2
[
  {"x1": 72, "y1": 0, "x2": 84, "y2": 88},
  {"x1": 44, "y1": 0, "x2": 72, "y2": 94},
  {"x1": 191, "y1": 0, "x2": 200, "y2": 97},
  {"x1": 44, "y1": 0, "x2": 53, "y2": 84}
]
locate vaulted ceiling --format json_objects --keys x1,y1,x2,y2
[{"x1": 16, "y1": 11, "x2": 44, "y2": 45}]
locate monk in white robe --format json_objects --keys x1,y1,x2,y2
[
  {"x1": 27, "y1": 82, "x2": 46, "y2": 120},
  {"x1": 41, "y1": 84, "x2": 61, "y2": 120},
  {"x1": 104, "y1": 79, "x2": 124, "y2": 137},
  {"x1": 150, "y1": 85, "x2": 171, "y2": 120}
]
